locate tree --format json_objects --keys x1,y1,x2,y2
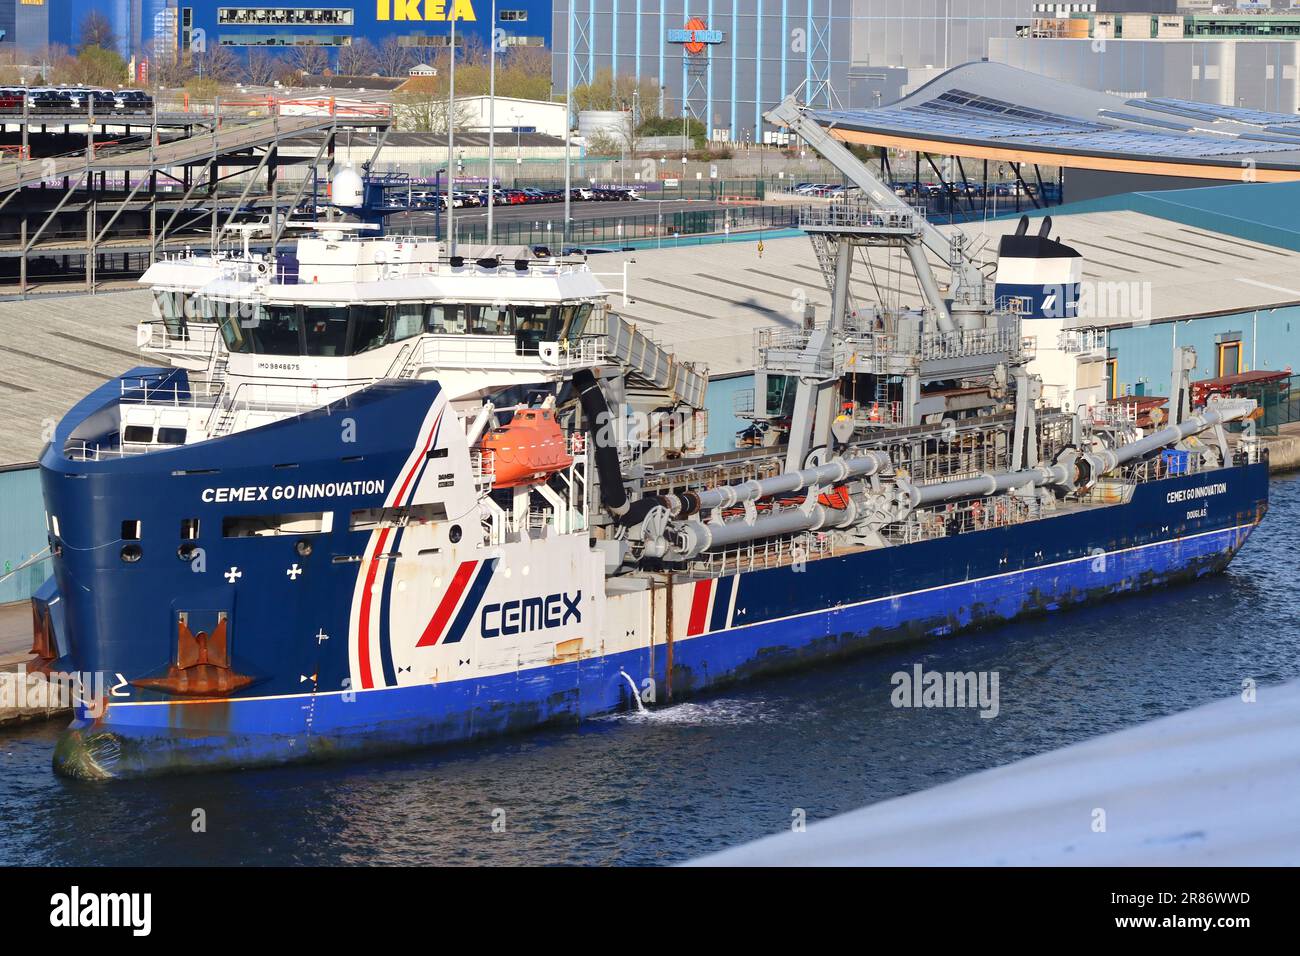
[
  {"x1": 78, "y1": 12, "x2": 117, "y2": 55},
  {"x1": 52, "y1": 45, "x2": 128, "y2": 87},
  {"x1": 495, "y1": 46, "x2": 552, "y2": 102},
  {"x1": 285, "y1": 44, "x2": 330, "y2": 78},
  {"x1": 197, "y1": 45, "x2": 242, "y2": 83},
  {"x1": 571, "y1": 69, "x2": 660, "y2": 120},
  {"x1": 391, "y1": 87, "x2": 475, "y2": 133},
  {"x1": 336, "y1": 38, "x2": 377, "y2": 77},
  {"x1": 151, "y1": 52, "x2": 194, "y2": 89},
  {"x1": 639, "y1": 115, "x2": 707, "y2": 150},
  {"x1": 245, "y1": 48, "x2": 278, "y2": 87},
  {"x1": 375, "y1": 37, "x2": 411, "y2": 78}
]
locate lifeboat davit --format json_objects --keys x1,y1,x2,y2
[{"x1": 477, "y1": 406, "x2": 575, "y2": 488}]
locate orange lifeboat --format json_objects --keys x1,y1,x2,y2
[{"x1": 477, "y1": 406, "x2": 574, "y2": 489}]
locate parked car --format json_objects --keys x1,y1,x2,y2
[{"x1": 114, "y1": 89, "x2": 153, "y2": 113}]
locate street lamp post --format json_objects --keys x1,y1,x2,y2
[
  {"x1": 445, "y1": 14, "x2": 457, "y2": 255},
  {"x1": 487, "y1": 0, "x2": 497, "y2": 245}
]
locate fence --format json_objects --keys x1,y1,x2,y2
[
  {"x1": 1242, "y1": 374, "x2": 1300, "y2": 436},
  {"x1": 396, "y1": 203, "x2": 799, "y2": 248}
]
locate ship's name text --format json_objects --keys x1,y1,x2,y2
[
  {"x1": 201, "y1": 480, "x2": 387, "y2": 503},
  {"x1": 1165, "y1": 482, "x2": 1228, "y2": 505}
]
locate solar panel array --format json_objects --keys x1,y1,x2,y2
[
  {"x1": 1096, "y1": 109, "x2": 1194, "y2": 133},
  {"x1": 1137, "y1": 97, "x2": 1300, "y2": 128},
  {"x1": 812, "y1": 87, "x2": 1300, "y2": 162}
]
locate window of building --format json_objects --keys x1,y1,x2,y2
[
  {"x1": 122, "y1": 520, "x2": 142, "y2": 541},
  {"x1": 500, "y1": 9, "x2": 528, "y2": 20},
  {"x1": 217, "y1": 8, "x2": 354, "y2": 26}
]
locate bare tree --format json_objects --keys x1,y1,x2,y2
[
  {"x1": 152, "y1": 51, "x2": 195, "y2": 89},
  {"x1": 392, "y1": 91, "x2": 475, "y2": 134},
  {"x1": 198, "y1": 45, "x2": 242, "y2": 83},
  {"x1": 375, "y1": 37, "x2": 411, "y2": 78},
  {"x1": 245, "y1": 48, "x2": 278, "y2": 87},
  {"x1": 286, "y1": 44, "x2": 329, "y2": 78},
  {"x1": 336, "y1": 38, "x2": 377, "y2": 77},
  {"x1": 78, "y1": 12, "x2": 117, "y2": 54}
]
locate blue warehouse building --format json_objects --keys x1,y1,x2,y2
[{"x1": 20, "y1": 0, "x2": 552, "y2": 64}]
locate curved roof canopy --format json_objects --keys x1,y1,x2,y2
[{"x1": 812, "y1": 62, "x2": 1300, "y2": 181}]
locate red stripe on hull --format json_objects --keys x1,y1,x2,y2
[
  {"x1": 415, "y1": 560, "x2": 477, "y2": 648},
  {"x1": 686, "y1": 580, "x2": 712, "y2": 636},
  {"x1": 356, "y1": 526, "x2": 392, "y2": 690}
]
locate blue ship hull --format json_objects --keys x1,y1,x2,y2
[{"x1": 38, "y1": 372, "x2": 1270, "y2": 779}]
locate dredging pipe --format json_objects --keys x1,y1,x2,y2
[{"x1": 663, "y1": 450, "x2": 891, "y2": 519}]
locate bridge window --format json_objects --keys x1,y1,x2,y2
[
  {"x1": 350, "y1": 305, "x2": 389, "y2": 353},
  {"x1": 247, "y1": 304, "x2": 303, "y2": 355},
  {"x1": 303, "y1": 306, "x2": 349, "y2": 356},
  {"x1": 392, "y1": 304, "x2": 426, "y2": 341},
  {"x1": 429, "y1": 304, "x2": 467, "y2": 334},
  {"x1": 466, "y1": 304, "x2": 514, "y2": 335},
  {"x1": 561, "y1": 303, "x2": 594, "y2": 342}
]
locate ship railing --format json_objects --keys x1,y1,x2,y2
[
  {"x1": 917, "y1": 326, "x2": 1022, "y2": 361},
  {"x1": 754, "y1": 327, "x2": 843, "y2": 378},
  {"x1": 136, "y1": 320, "x2": 221, "y2": 357},
  {"x1": 1058, "y1": 327, "x2": 1108, "y2": 354},
  {"x1": 889, "y1": 493, "x2": 1037, "y2": 544},
  {"x1": 797, "y1": 202, "x2": 920, "y2": 235},
  {"x1": 694, "y1": 531, "x2": 837, "y2": 575},
  {"x1": 849, "y1": 400, "x2": 905, "y2": 428},
  {"x1": 64, "y1": 440, "x2": 134, "y2": 462},
  {"x1": 1085, "y1": 402, "x2": 1138, "y2": 427},
  {"x1": 993, "y1": 295, "x2": 1033, "y2": 316},
  {"x1": 399, "y1": 334, "x2": 605, "y2": 375},
  {"x1": 118, "y1": 376, "x2": 215, "y2": 408}
]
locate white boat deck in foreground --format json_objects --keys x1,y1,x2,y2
[{"x1": 693, "y1": 680, "x2": 1300, "y2": 866}]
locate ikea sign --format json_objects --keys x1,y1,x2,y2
[{"x1": 376, "y1": 0, "x2": 478, "y2": 20}]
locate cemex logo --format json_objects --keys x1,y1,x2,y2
[{"x1": 482, "y1": 591, "x2": 582, "y2": 638}]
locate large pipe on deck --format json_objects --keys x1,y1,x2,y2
[
  {"x1": 672, "y1": 499, "x2": 858, "y2": 559},
  {"x1": 665, "y1": 450, "x2": 890, "y2": 519},
  {"x1": 910, "y1": 464, "x2": 1068, "y2": 507},
  {"x1": 1093, "y1": 405, "x2": 1239, "y2": 473},
  {"x1": 903, "y1": 401, "x2": 1251, "y2": 510}
]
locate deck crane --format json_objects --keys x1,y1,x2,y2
[
  {"x1": 762, "y1": 95, "x2": 1024, "y2": 471},
  {"x1": 764, "y1": 95, "x2": 991, "y2": 334}
]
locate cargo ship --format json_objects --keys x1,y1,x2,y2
[{"x1": 32, "y1": 98, "x2": 1269, "y2": 778}]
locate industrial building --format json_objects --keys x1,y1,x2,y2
[
  {"x1": 551, "y1": 1, "x2": 1050, "y2": 144},
  {"x1": 1, "y1": 0, "x2": 552, "y2": 62},
  {"x1": 994, "y1": 11, "x2": 1300, "y2": 114}
]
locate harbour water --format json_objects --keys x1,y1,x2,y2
[{"x1": 3, "y1": 474, "x2": 1296, "y2": 867}]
